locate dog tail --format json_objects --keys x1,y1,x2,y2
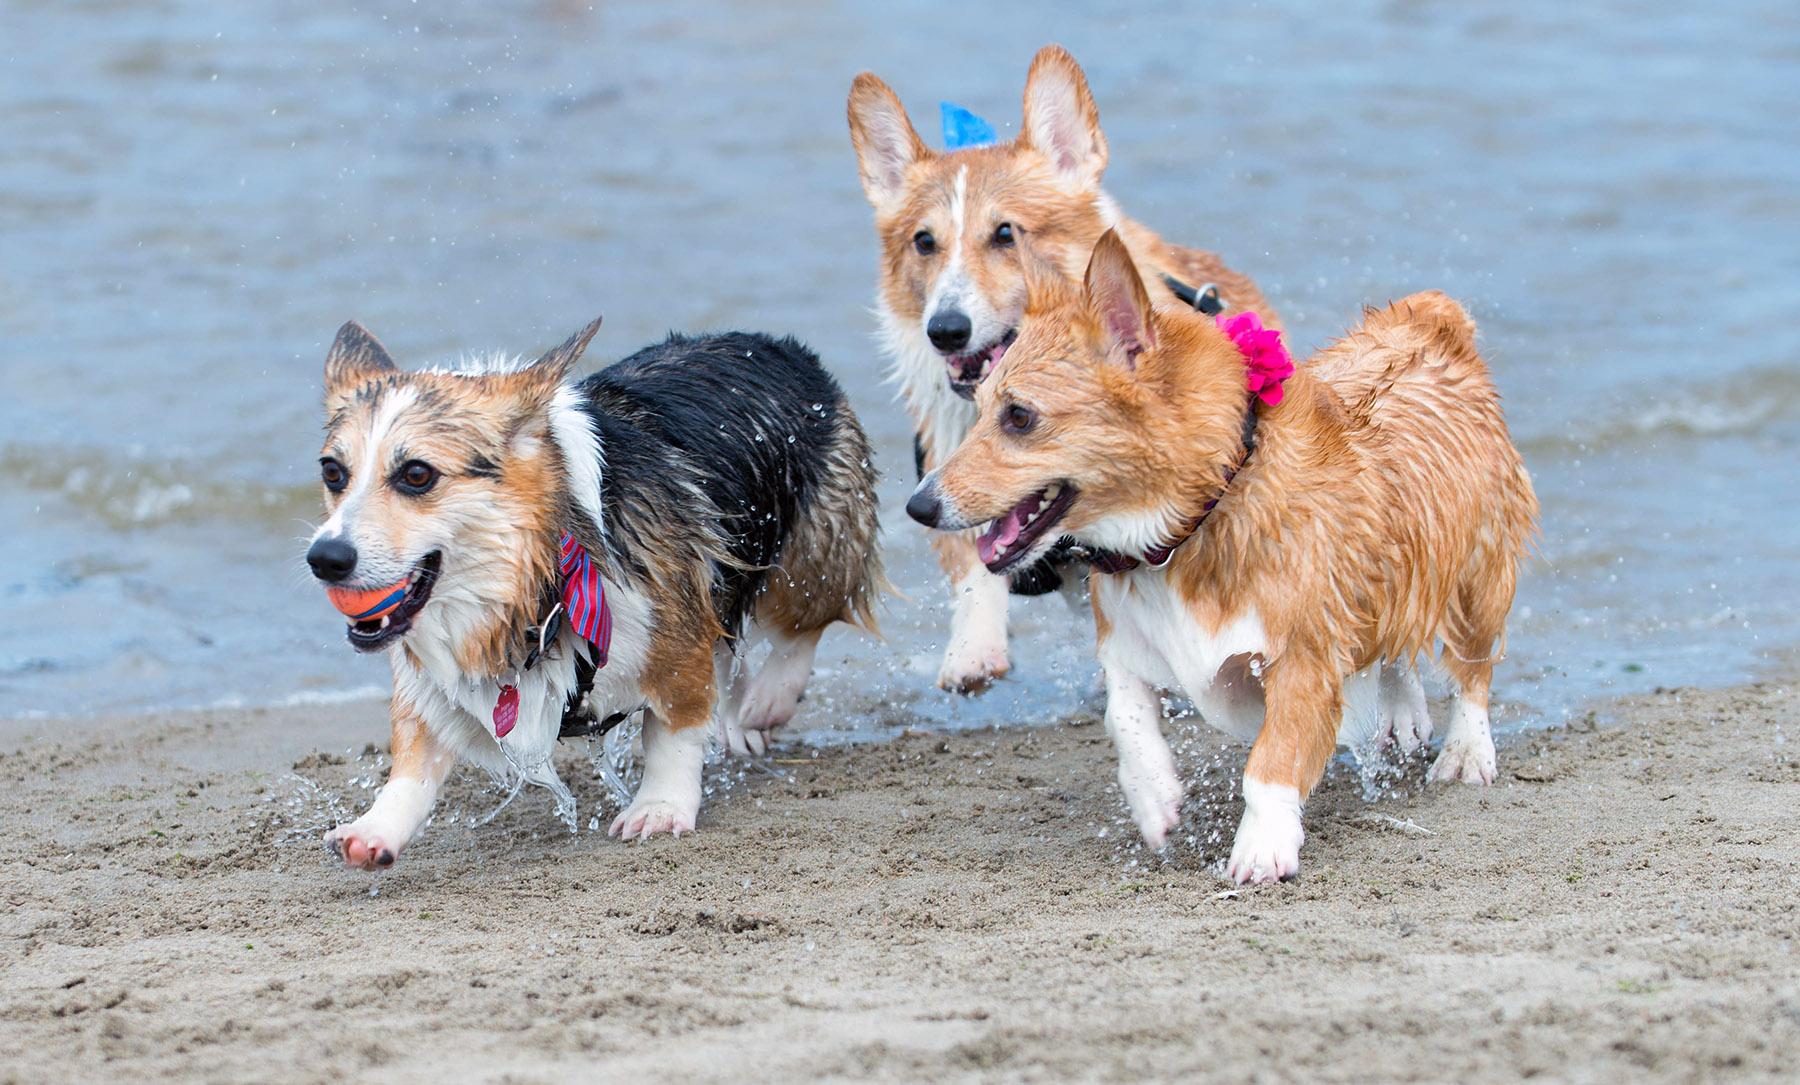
[{"x1": 1380, "y1": 290, "x2": 1478, "y2": 364}]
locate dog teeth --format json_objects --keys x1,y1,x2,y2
[
  {"x1": 1044, "y1": 483, "x2": 1061, "y2": 500},
  {"x1": 379, "y1": 616, "x2": 391, "y2": 630}
]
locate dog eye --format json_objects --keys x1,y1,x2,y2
[
  {"x1": 992, "y1": 222, "x2": 1015, "y2": 247},
  {"x1": 320, "y1": 458, "x2": 348, "y2": 492},
  {"x1": 395, "y1": 460, "x2": 438, "y2": 495},
  {"x1": 913, "y1": 230, "x2": 937, "y2": 256},
  {"x1": 1000, "y1": 403, "x2": 1036, "y2": 434}
]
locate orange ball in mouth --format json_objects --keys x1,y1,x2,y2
[{"x1": 326, "y1": 579, "x2": 410, "y2": 622}]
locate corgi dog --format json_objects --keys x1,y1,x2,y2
[
  {"x1": 304, "y1": 319, "x2": 881, "y2": 869},
  {"x1": 908, "y1": 232, "x2": 1538, "y2": 883},
  {"x1": 848, "y1": 44, "x2": 1278, "y2": 692}
]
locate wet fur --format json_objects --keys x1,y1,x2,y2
[
  {"x1": 849, "y1": 44, "x2": 1275, "y2": 690},
  {"x1": 918, "y1": 233, "x2": 1538, "y2": 882},
  {"x1": 309, "y1": 321, "x2": 881, "y2": 867}
]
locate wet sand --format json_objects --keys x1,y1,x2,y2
[{"x1": 1, "y1": 678, "x2": 1795, "y2": 1083}]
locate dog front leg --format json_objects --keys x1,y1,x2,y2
[
  {"x1": 1228, "y1": 654, "x2": 1341, "y2": 885},
  {"x1": 1103, "y1": 664, "x2": 1184, "y2": 848},
  {"x1": 930, "y1": 531, "x2": 1010, "y2": 693},
  {"x1": 609, "y1": 709, "x2": 708, "y2": 841},
  {"x1": 611, "y1": 633, "x2": 714, "y2": 840},
  {"x1": 325, "y1": 696, "x2": 454, "y2": 871}
]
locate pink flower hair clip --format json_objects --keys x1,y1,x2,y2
[{"x1": 1216, "y1": 311, "x2": 1294, "y2": 406}]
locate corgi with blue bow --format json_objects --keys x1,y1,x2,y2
[{"x1": 848, "y1": 45, "x2": 1278, "y2": 693}]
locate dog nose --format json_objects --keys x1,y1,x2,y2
[
  {"x1": 905, "y1": 487, "x2": 943, "y2": 528},
  {"x1": 926, "y1": 310, "x2": 972, "y2": 354},
  {"x1": 307, "y1": 536, "x2": 359, "y2": 582}
]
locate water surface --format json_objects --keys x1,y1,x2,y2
[{"x1": 2, "y1": 1, "x2": 1796, "y2": 735}]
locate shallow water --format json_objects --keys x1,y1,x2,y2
[{"x1": 2, "y1": 2, "x2": 1796, "y2": 735}]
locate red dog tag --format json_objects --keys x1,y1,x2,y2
[{"x1": 493, "y1": 684, "x2": 519, "y2": 738}]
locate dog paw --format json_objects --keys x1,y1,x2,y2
[
  {"x1": 937, "y1": 643, "x2": 1010, "y2": 694},
  {"x1": 609, "y1": 796, "x2": 698, "y2": 842},
  {"x1": 324, "y1": 820, "x2": 404, "y2": 871},
  {"x1": 722, "y1": 716, "x2": 773, "y2": 758},
  {"x1": 1375, "y1": 694, "x2": 1432, "y2": 755},
  {"x1": 1378, "y1": 667, "x2": 1433, "y2": 754},
  {"x1": 1120, "y1": 765, "x2": 1184, "y2": 849},
  {"x1": 1225, "y1": 783, "x2": 1304, "y2": 884},
  {"x1": 1429, "y1": 738, "x2": 1496, "y2": 785},
  {"x1": 1383, "y1": 704, "x2": 1434, "y2": 754}
]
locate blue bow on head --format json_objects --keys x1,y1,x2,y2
[{"x1": 940, "y1": 102, "x2": 997, "y2": 150}]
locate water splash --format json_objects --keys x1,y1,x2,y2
[{"x1": 588, "y1": 713, "x2": 642, "y2": 811}]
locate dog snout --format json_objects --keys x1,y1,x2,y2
[
  {"x1": 906, "y1": 481, "x2": 944, "y2": 528},
  {"x1": 306, "y1": 536, "x2": 359, "y2": 582},
  {"x1": 926, "y1": 309, "x2": 972, "y2": 354}
]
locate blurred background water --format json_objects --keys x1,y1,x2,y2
[{"x1": 1, "y1": 1, "x2": 1795, "y2": 737}]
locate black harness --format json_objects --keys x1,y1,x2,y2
[{"x1": 513, "y1": 581, "x2": 631, "y2": 740}]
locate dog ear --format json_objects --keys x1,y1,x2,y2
[
  {"x1": 1083, "y1": 230, "x2": 1155, "y2": 367},
  {"x1": 324, "y1": 321, "x2": 397, "y2": 392},
  {"x1": 502, "y1": 316, "x2": 601, "y2": 424},
  {"x1": 848, "y1": 72, "x2": 930, "y2": 210},
  {"x1": 1020, "y1": 45, "x2": 1107, "y2": 189},
  {"x1": 529, "y1": 316, "x2": 602, "y2": 385}
]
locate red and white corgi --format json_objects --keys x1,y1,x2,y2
[
  {"x1": 848, "y1": 44, "x2": 1277, "y2": 692},
  {"x1": 909, "y1": 232, "x2": 1538, "y2": 883}
]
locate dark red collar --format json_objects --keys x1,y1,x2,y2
[{"x1": 1081, "y1": 403, "x2": 1260, "y2": 574}]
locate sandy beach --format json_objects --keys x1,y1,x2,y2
[
  {"x1": 3, "y1": 4, "x2": 1797, "y2": 1083},
  {"x1": 1, "y1": 676, "x2": 1793, "y2": 1083}
]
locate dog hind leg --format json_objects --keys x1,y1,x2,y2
[
  {"x1": 1430, "y1": 555, "x2": 1514, "y2": 785},
  {"x1": 728, "y1": 623, "x2": 823, "y2": 756},
  {"x1": 1431, "y1": 677, "x2": 1495, "y2": 785},
  {"x1": 1379, "y1": 662, "x2": 1433, "y2": 754},
  {"x1": 723, "y1": 406, "x2": 883, "y2": 752}
]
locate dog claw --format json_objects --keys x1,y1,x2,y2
[
  {"x1": 937, "y1": 651, "x2": 1010, "y2": 694},
  {"x1": 608, "y1": 798, "x2": 697, "y2": 842},
  {"x1": 723, "y1": 719, "x2": 777, "y2": 759},
  {"x1": 1430, "y1": 740, "x2": 1496, "y2": 785},
  {"x1": 324, "y1": 822, "x2": 404, "y2": 872}
]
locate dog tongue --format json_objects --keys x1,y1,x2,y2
[
  {"x1": 327, "y1": 579, "x2": 410, "y2": 621},
  {"x1": 976, "y1": 506, "x2": 1027, "y2": 565}
]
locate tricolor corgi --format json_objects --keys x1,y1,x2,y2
[
  {"x1": 848, "y1": 44, "x2": 1277, "y2": 692},
  {"x1": 908, "y1": 232, "x2": 1538, "y2": 883},
  {"x1": 305, "y1": 319, "x2": 881, "y2": 869}
]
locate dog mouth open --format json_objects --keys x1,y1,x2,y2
[
  {"x1": 330, "y1": 552, "x2": 443, "y2": 653},
  {"x1": 976, "y1": 483, "x2": 1077, "y2": 573},
  {"x1": 946, "y1": 329, "x2": 1017, "y2": 399}
]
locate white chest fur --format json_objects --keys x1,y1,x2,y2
[
  {"x1": 1094, "y1": 573, "x2": 1269, "y2": 742},
  {"x1": 389, "y1": 570, "x2": 655, "y2": 788},
  {"x1": 1093, "y1": 572, "x2": 1384, "y2": 749}
]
